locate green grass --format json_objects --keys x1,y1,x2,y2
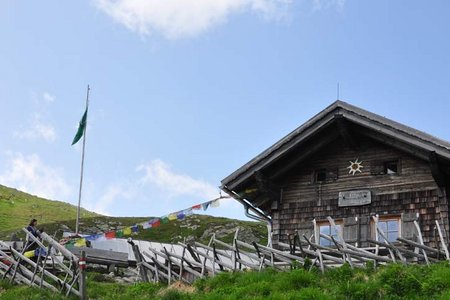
[
  {"x1": 0, "y1": 185, "x2": 267, "y2": 245},
  {"x1": 0, "y1": 185, "x2": 98, "y2": 233},
  {"x1": 4, "y1": 263, "x2": 450, "y2": 299},
  {"x1": 1, "y1": 214, "x2": 267, "y2": 246}
]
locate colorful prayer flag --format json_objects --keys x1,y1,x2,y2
[
  {"x1": 24, "y1": 250, "x2": 35, "y2": 258},
  {"x1": 161, "y1": 217, "x2": 169, "y2": 224},
  {"x1": 202, "y1": 201, "x2": 211, "y2": 211},
  {"x1": 86, "y1": 234, "x2": 102, "y2": 241},
  {"x1": 211, "y1": 199, "x2": 220, "y2": 208},
  {"x1": 116, "y1": 230, "x2": 124, "y2": 238},
  {"x1": 105, "y1": 231, "x2": 116, "y2": 239},
  {"x1": 74, "y1": 238, "x2": 87, "y2": 247},
  {"x1": 177, "y1": 212, "x2": 185, "y2": 220},
  {"x1": 142, "y1": 222, "x2": 151, "y2": 229},
  {"x1": 168, "y1": 214, "x2": 177, "y2": 221},
  {"x1": 131, "y1": 225, "x2": 139, "y2": 233},
  {"x1": 123, "y1": 227, "x2": 132, "y2": 236},
  {"x1": 192, "y1": 204, "x2": 202, "y2": 210},
  {"x1": 152, "y1": 219, "x2": 161, "y2": 227}
]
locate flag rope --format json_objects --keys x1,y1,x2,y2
[{"x1": 68, "y1": 196, "x2": 230, "y2": 243}]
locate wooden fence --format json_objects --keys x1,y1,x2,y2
[
  {"x1": 134, "y1": 216, "x2": 450, "y2": 284},
  {"x1": 0, "y1": 215, "x2": 449, "y2": 298},
  {"x1": 0, "y1": 229, "x2": 84, "y2": 298}
]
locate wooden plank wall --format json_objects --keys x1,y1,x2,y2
[{"x1": 271, "y1": 136, "x2": 449, "y2": 248}]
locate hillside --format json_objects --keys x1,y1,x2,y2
[
  {"x1": 0, "y1": 185, "x2": 98, "y2": 233},
  {"x1": 0, "y1": 214, "x2": 267, "y2": 246},
  {"x1": 0, "y1": 185, "x2": 267, "y2": 245}
]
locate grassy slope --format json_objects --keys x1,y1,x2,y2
[
  {"x1": 0, "y1": 185, "x2": 98, "y2": 233},
  {"x1": 0, "y1": 185, "x2": 267, "y2": 245},
  {"x1": 3, "y1": 263, "x2": 450, "y2": 299},
  {"x1": 1, "y1": 214, "x2": 267, "y2": 246}
]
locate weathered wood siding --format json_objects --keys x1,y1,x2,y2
[{"x1": 271, "y1": 136, "x2": 449, "y2": 248}]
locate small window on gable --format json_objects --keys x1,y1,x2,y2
[
  {"x1": 372, "y1": 160, "x2": 401, "y2": 176},
  {"x1": 317, "y1": 220, "x2": 343, "y2": 247},
  {"x1": 313, "y1": 168, "x2": 338, "y2": 183},
  {"x1": 384, "y1": 161, "x2": 398, "y2": 175},
  {"x1": 315, "y1": 169, "x2": 327, "y2": 183}
]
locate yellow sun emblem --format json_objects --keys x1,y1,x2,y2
[{"x1": 347, "y1": 158, "x2": 363, "y2": 175}]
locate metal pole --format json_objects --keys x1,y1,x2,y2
[
  {"x1": 76, "y1": 85, "x2": 90, "y2": 235},
  {"x1": 79, "y1": 250, "x2": 87, "y2": 300}
]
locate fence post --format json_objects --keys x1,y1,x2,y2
[
  {"x1": 128, "y1": 238, "x2": 149, "y2": 282},
  {"x1": 79, "y1": 250, "x2": 87, "y2": 300}
]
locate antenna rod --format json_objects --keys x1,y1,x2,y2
[
  {"x1": 75, "y1": 85, "x2": 90, "y2": 235},
  {"x1": 337, "y1": 82, "x2": 340, "y2": 100}
]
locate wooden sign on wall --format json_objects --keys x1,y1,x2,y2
[{"x1": 338, "y1": 190, "x2": 371, "y2": 207}]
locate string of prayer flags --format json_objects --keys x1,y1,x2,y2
[{"x1": 80, "y1": 196, "x2": 229, "y2": 242}]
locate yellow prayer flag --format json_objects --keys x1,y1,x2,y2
[
  {"x1": 75, "y1": 238, "x2": 87, "y2": 247},
  {"x1": 123, "y1": 227, "x2": 132, "y2": 236},
  {"x1": 168, "y1": 214, "x2": 177, "y2": 221},
  {"x1": 24, "y1": 250, "x2": 35, "y2": 258}
]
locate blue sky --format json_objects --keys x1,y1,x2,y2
[{"x1": 1, "y1": 0, "x2": 450, "y2": 221}]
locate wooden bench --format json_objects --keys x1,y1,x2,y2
[{"x1": 69, "y1": 247, "x2": 130, "y2": 270}]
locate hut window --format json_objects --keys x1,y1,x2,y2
[
  {"x1": 315, "y1": 169, "x2": 327, "y2": 182},
  {"x1": 373, "y1": 216, "x2": 401, "y2": 243},
  {"x1": 314, "y1": 168, "x2": 338, "y2": 183},
  {"x1": 384, "y1": 161, "x2": 398, "y2": 175},
  {"x1": 317, "y1": 221, "x2": 343, "y2": 246}
]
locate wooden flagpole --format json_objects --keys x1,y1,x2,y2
[{"x1": 75, "y1": 85, "x2": 90, "y2": 235}]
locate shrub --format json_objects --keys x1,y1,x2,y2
[
  {"x1": 377, "y1": 264, "x2": 422, "y2": 298},
  {"x1": 422, "y1": 263, "x2": 450, "y2": 297},
  {"x1": 273, "y1": 269, "x2": 319, "y2": 291}
]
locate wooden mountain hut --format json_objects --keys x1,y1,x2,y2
[{"x1": 221, "y1": 101, "x2": 450, "y2": 248}]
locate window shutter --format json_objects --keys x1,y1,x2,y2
[
  {"x1": 327, "y1": 168, "x2": 339, "y2": 181},
  {"x1": 296, "y1": 221, "x2": 314, "y2": 242},
  {"x1": 343, "y1": 217, "x2": 359, "y2": 245},
  {"x1": 401, "y1": 212, "x2": 418, "y2": 240},
  {"x1": 370, "y1": 160, "x2": 384, "y2": 175}
]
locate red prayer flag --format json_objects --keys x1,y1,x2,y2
[
  {"x1": 192, "y1": 204, "x2": 202, "y2": 210},
  {"x1": 105, "y1": 231, "x2": 116, "y2": 239},
  {"x1": 152, "y1": 220, "x2": 161, "y2": 228}
]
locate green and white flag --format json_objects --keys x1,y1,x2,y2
[{"x1": 71, "y1": 109, "x2": 87, "y2": 145}]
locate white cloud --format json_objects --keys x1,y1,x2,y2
[
  {"x1": 86, "y1": 184, "x2": 136, "y2": 215},
  {"x1": 42, "y1": 92, "x2": 56, "y2": 103},
  {"x1": 137, "y1": 159, "x2": 219, "y2": 199},
  {"x1": 94, "y1": 0, "x2": 292, "y2": 39},
  {"x1": 14, "y1": 114, "x2": 57, "y2": 142},
  {"x1": 312, "y1": 0, "x2": 345, "y2": 11},
  {"x1": 0, "y1": 153, "x2": 72, "y2": 201}
]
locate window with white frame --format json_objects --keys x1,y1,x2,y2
[
  {"x1": 317, "y1": 221, "x2": 343, "y2": 247},
  {"x1": 374, "y1": 216, "x2": 400, "y2": 243}
]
